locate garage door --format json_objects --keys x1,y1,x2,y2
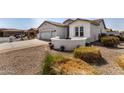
[
  {"x1": 40, "y1": 31, "x2": 56, "y2": 40},
  {"x1": 40, "y1": 32, "x2": 51, "y2": 40}
]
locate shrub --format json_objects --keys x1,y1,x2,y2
[
  {"x1": 74, "y1": 46, "x2": 102, "y2": 63},
  {"x1": 100, "y1": 36, "x2": 120, "y2": 47},
  {"x1": 42, "y1": 54, "x2": 65, "y2": 74},
  {"x1": 99, "y1": 33, "x2": 107, "y2": 40},
  {"x1": 120, "y1": 35, "x2": 124, "y2": 41},
  {"x1": 117, "y1": 55, "x2": 124, "y2": 69},
  {"x1": 42, "y1": 54, "x2": 100, "y2": 75}
]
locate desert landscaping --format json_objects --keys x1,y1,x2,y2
[
  {"x1": 0, "y1": 38, "x2": 124, "y2": 75},
  {"x1": 50, "y1": 42, "x2": 124, "y2": 75},
  {"x1": 0, "y1": 18, "x2": 124, "y2": 75}
]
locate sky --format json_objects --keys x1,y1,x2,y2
[{"x1": 0, "y1": 18, "x2": 124, "y2": 31}]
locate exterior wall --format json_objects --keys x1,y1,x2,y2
[
  {"x1": 69, "y1": 20, "x2": 91, "y2": 39},
  {"x1": 38, "y1": 22, "x2": 67, "y2": 40},
  {"x1": 0, "y1": 37, "x2": 9, "y2": 43},
  {"x1": 90, "y1": 24, "x2": 100, "y2": 42},
  {"x1": 51, "y1": 37, "x2": 86, "y2": 51},
  {"x1": 56, "y1": 26, "x2": 68, "y2": 39},
  {"x1": 99, "y1": 22, "x2": 106, "y2": 33}
]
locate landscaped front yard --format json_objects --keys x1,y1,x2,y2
[
  {"x1": 50, "y1": 42, "x2": 124, "y2": 75},
  {"x1": 0, "y1": 39, "x2": 124, "y2": 75}
]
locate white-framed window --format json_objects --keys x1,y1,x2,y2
[
  {"x1": 75, "y1": 27, "x2": 79, "y2": 36},
  {"x1": 75, "y1": 26, "x2": 84, "y2": 37},
  {"x1": 80, "y1": 26, "x2": 84, "y2": 36}
]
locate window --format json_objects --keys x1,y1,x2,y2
[
  {"x1": 80, "y1": 26, "x2": 84, "y2": 36},
  {"x1": 75, "y1": 27, "x2": 79, "y2": 36}
]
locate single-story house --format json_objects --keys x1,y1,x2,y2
[
  {"x1": 0, "y1": 28, "x2": 25, "y2": 37},
  {"x1": 38, "y1": 18, "x2": 107, "y2": 51},
  {"x1": 38, "y1": 18, "x2": 107, "y2": 42}
]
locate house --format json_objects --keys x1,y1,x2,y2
[
  {"x1": 106, "y1": 28, "x2": 120, "y2": 36},
  {"x1": 38, "y1": 18, "x2": 107, "y2": 42},
  {"x1": 0, "y1": 28, "x2": 25, "y2": 37}
]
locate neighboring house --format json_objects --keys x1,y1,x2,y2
[
  {"x1": 38, "y1": 18, "x2": 107, "y2": 42},
  {"x1": 106, "y1": 28, "x2": 120, "y2": 36},
  {"x1": 0, "y1": 28, "x2": 25, "y2": 37}
]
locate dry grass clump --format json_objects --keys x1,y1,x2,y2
[
  {"x1": 100, "y1": 36, "x2": 120, "y2": 47},
  {"x1": 117, "y1": 55, "x2": 124, "y2": 69},
  {"x1": 43, "y1": 54, "x2": 100, "y2": 75},
  {"x1": 74, "y1": 46, "x2": 102, "y2": 63}
]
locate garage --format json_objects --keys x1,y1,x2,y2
[{"x1": 38, "y1": 21, "x2": 68, "y2": 40}]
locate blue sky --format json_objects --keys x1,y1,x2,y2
[{"x1": 0, "y1": 18, "x2": 124, "y2": 31}]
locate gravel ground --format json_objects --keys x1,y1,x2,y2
[
  {"x1": 0, "y1": 39, "x2": 49, "y2": 75},
  {"x1": 50, "y1": 42, "x2": 124, "y2": 75}
]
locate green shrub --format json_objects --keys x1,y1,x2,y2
[
  {"x1": 100, "y1": 36, "x2": 120, "y2": 47},
  {"x1": 74, "y1": 46, "x2": 102, "y2": 63},
  {"x1": 42, "y1": 54, "x2": 100, "y2": 75}
]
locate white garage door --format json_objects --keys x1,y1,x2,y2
[
  {"x1": 40, "y1": 31, "x2": 56, "y2": 40},
  {"x1": 40, "y1": 32, "x2": 51, "y2": 40}
]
